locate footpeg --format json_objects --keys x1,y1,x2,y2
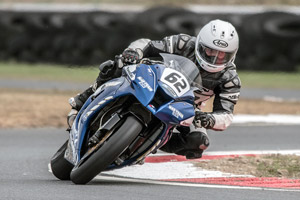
[{"x1": 115, "y1": 157, "x2": 124, "y2": 165}]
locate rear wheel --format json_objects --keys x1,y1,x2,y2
[
  {"x1": 50, "y1": 140, "x2": 74, "y2": 180},
  {"x1": 70, "y1": 116, "x2": 143, "y2": 184}
]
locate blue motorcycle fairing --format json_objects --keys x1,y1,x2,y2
[
  {"x1": 131, "y1": 63, "x2": 157, "y2": 106},
  {"x1": 69, "y1": 65, "x2": 158, "y2": 164},
  {"x1": 69, "y1": 77, "x2": 128, "y2": 164},
  {"x1": 154, "y1": 101, "x2": 194, "y2": 125},
  {"x1": 77, "y1": 78, "x2": 125, "y2": 126},
  {"x1": 105, "y1": 65, "x2": 196, "y2": 169},
  {"x1": 67, "y1": 61, "x2": 197, "y2": 165}
]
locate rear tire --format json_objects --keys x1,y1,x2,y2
[
  {"x1": 50, "y1": 140, "x2": 74, "y2": 180},
  {"x1": 70, "y1": 116, "x2": 143, "y2": 184}
]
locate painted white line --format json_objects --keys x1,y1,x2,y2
[
  {"x1": 0, "y1": 3, "x2": 146, "y2": 12},
  {"x1": 263, "y1": 96, "x2": 300, "y2": 103},
  {"x1": 95, "y1": 175, "x2": 300, "y2": 192},
  {"x1": 149, "y1": 150, "x2": 300, "y2": 157},
  {"x1": 233, "y1": 114, "x2": 300, "y2": 125},
  {"x1": 186, "y1": 5, "x2": 300, "y2": 14},
  {"x1": 1, "y1": 3, "x2": 300, "y2": 15},
  {"x1": 205, "y1": 150, "x2": 300, "y2": 156}
]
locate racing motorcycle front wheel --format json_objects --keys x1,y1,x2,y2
[
  {"x1": 50, "y1": 140, "x2": 74, "y2": 180},
  {"x1": 70, "y1": 116, "x2": 143, "y2": 184}
]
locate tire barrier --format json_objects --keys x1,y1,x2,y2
[
  {"x1": 237, "y1": 11, "x2": 300, "y2": 71},
  {"x1": 0, "y1": 7, "x2": 299, "y2": 71}
]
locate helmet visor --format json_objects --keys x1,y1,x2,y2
[{"x1": 198, "y1": 44, "x2": 235, "y2": 65}]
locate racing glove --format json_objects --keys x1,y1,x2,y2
[
  {"x1": 122, "y1": 48, "x2": 143, "y2": 64},
  {"x1": 194, "y1": 111, "x2": 216, "y2": 129}
]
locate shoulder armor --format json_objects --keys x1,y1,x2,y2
[
  {"x1": 221, "y1": 66, "x2": 241, "y2": 89},
  {"x1": 162, "y1": 34, "x2": 194, "y2": 54},
  {"x1": 177, "y1": 34, "x2": 192, "y2": 50}
]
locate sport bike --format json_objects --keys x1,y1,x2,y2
[{"x1": 50, "y1": 53, "x2": 202, "y2": 184}]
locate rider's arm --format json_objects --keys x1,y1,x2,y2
[
  {"x1": 211, "y1": 68, "x2": 241, "y2": 131},
  {"x1": 126, "y1": 34, "x2": 195, "y2": 59}
]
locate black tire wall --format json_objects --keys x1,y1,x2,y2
[{"x1": 0, "y1": 7, "x2": 299, "y2": 71}]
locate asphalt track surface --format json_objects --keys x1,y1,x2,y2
[
  {"x1": 1, "y1": 78, "x2": 300, "y2": 199},
  {"x1": 208, "y1": 125, "x2": 300, "y2": 152},
  {"x1": 1, "y1": 126, "x2": 300, "y2": 200}
]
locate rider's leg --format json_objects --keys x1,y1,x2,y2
[
  {"x1": 67, "y1": 59, "x2": 122, "y2": 127},
  {"x1": 68, "y1": 60, "x2": 121, "y2": 111},
  {"x1": 159, "y1": 125, "x2": 210, "y2": 159}
]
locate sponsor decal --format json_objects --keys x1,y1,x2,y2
[
  {"x1": 220, "y1": 93, "x2": 240, "y2": 101},
  {"x1": 213, "y1": 39, "x2": 228, "y2": 48},
  {"x1": 228, "y1": 94, "x2": 240, "y2": 100},
  {"x1": 137, "y1": 76, "x2": 153, "y2": 92},
  {"x1": 169, "y1": 105, "x2": 183, "y2": 119}
]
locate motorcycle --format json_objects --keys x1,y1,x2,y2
[{"x1": 50, "y1": 53, "x2": 202, "y2": 184}]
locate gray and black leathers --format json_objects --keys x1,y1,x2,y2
[{"x1": 127, "y1": 34, "x2": 241, "y2": 131}]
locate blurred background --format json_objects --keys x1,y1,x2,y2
[
  {"x1": 1, "y1": 0, "x2": 300, "y2": 128},
  {"x1": 1, "y1": 2, "x2": 300, "y2": 197},
  {"x1": 0, "y1": 0, "x2": 300, "y2": 70}
]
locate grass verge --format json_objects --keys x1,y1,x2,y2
[
  {"x1": 238, "y1": 70, "x2": 300, "y2": 89},
  {"x1": 194, "y1": 154, "x2": 300, "y2": 179},
  {"x1": 1, "y1": 62, "x2": 300, "y2": 89},
  {"x1": 0, "y1": 62, "x2": 99, "y2": 83}
]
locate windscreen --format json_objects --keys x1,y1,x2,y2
[{"x1": 160, "y1": 53, "x2": 202, "y2": 89}]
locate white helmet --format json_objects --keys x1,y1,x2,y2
[{"x1": 195, "y1": 19, "x2": 239, "y2": 73}]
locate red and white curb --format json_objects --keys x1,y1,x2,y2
[{"x1": 101, "y1": 151, "x2": 300, "y2": 190}]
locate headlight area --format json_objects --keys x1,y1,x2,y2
[
  {"x1": 149, "y1": 86, "x2": 174, "y2": 109},
  {"x1": 160, "y1": 82, "x2": 178, "y2": 98}
]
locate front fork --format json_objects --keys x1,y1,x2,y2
[{"x1": 88, "y1": 113, "x2": 122, "y2": 147}]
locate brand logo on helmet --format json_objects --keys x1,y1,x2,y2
[{"x1": 213, "y1": 40, "x2": 228, "y2": 48}]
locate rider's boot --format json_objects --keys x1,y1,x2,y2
[
  {"x1": 159, "y1": 126, "x2": 210, "y2": 159},
  {"x1": 67, "y1": 85, "x2": 94, "y2": 128},
  {"x1": 69, "y1": 86, "x2": 94, "y2": 111}
]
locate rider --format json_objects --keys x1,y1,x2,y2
[{"x1": 68, "y1": 19, "x2": 241, "y2": 159}]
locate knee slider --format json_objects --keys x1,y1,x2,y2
[{"x1": 184, "y1": 131, "x2": 210, "y2": 150}]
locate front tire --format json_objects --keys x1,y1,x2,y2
[
  {"x1": 50, "y1": 140, "x2": 74, "y2": 180},
  {"x1": 70, "y1": 116, "x2": 143, "y2": 184}
]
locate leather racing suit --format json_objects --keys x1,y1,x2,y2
[
  {"x1": 128, "y1": 34, "x2": 241, "y2": 129},
  {"x1": 124, "y1": 34, "x2": 241, "y2": 158}
]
